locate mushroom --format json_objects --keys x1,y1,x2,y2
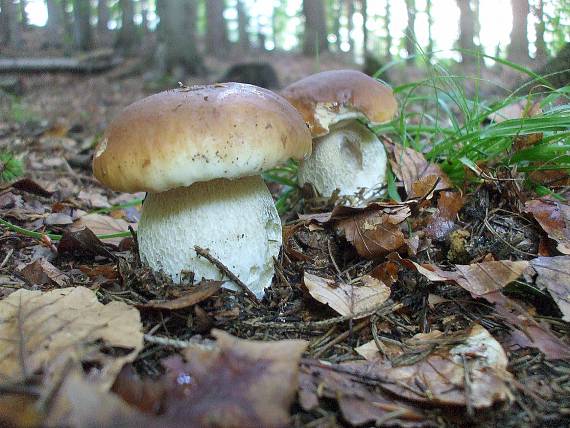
[
  {"x1": 281, "y1": 70, "x2": 397, "y2": 197},
  {"x1": 93, "y1": 83, "x2": 312, "y2": 298}
]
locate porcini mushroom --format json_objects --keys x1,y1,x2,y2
[
  {"x1": 281, "y1": 70, "x2": 397, "y2": 197},
  {"x1": 93, "y1": 83, "x2": 312, "y2": 298}
]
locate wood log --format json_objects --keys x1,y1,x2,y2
[{"x1": 0, "y1": 49, "x2": 122, "y2": 73}]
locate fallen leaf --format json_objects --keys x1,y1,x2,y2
[
  {"x1": 58, "y1": 227, "x2": 116, "y2": 259},
  {"x1": 370, "y1": 260, "x2": 400, "y2": 286},
  {"x1": 337, "y1": 209, "x2": 407, "y2": 259},
  {"x1": 303, "y1": 272, "x2": 390, "y2": 318},
  {"x1": 72, "y1": 213, "x2": 134, "y2": 246},
  {"x1": 10, "y1": 178, "x2": 53, "y2": 198},
  {"x1": 525, "y1": 198, "x2": 570, "y2": 254},
  {"x1": 0, "y1": 287, "x2": 143, "y2": 389},
  {"x1": 529, "y1": 256, "x2": 570, "y2": 321},
  {"x1": 299, "y1": 360, "x2": 430, "y2": 427},
  {"x1": 386, "y1": 142, "x2": 452, "y2": 197},
  {"x1": 44, "y1": 212, "x2": 74, "y2": 226},
  {"x1": 77, "y1": 190, "x2": 110, "y2": 209},
  {"x1": 357, "y1": 325, "x2": 513, "y2": 408},
  {"x1": 114, "y1": 330, "x2": 307, "y2": 428},
  {"x1": 485, "y1": 291, "x2": 570, "y2": 360},
  {"x1": 18, "y1": 258, "x2": 69, "y2": 287},
  {"x1": 140, "y1": 280, "x2": 223, "y2": 310},
  {"x1": 425, "y1": 191, "x2": 464, "y2": 240}
]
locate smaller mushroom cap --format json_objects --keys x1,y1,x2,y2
[
  {"x1": 281, "y1": 69, "x2": 397, "y2": 137},
  {"x1": 93, "y1": 83, "x2": 312, "y2": 193}
]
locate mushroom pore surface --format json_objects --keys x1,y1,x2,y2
[
  {"x1": 297, "y1": 121, "x2": 387, "y2": 197},
  {"x1": 138, "y1": 176, "x2": 281, "y2": 298}
]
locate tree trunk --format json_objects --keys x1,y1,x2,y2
[
  {"x1": 508, "y1": 0, "x2": 530, "y2": 62},
  {"x1": 384, "y1": 0, "x2": 392, "y2": 61},
  {"x1": 346, "y1": 0, "x2": 354, "y2": 52},
  {"x1": 332, "y1": 0, "x2": 341, "y2": 51},
  {"x1": 1, "y1": 0, "x2": 22, "y2": 48},
  {"x1": 183, "y1": 0, "x2": 197, "y2": 47},
  {"x1": 19, "y1": 0, "x2": 28, "y2": 30},
  {"x1": 426, "y1": 0, "x2": 433, "y2": 58},
  {"x1": 361, "y1": 0, "x2": 368, "y2": 54},
  {"x1": 46, "y1": 0, "x2": 64, "y2": 47},
  {"x1": 97, "y1": 0, "x2": 110, "y2": 37},
  {"x1": 456, "y1": 0, "x2": 476, "y2": 64},
  {"x1": 140, "y1": 0, "x2": 149, "y2": 32},
  {"x1": 73, "y1": 0, "x2": 94, "y2": 51},
  {"x1": 302, "y1": 0, "x2": 328, "y2": 56},
  {"x1": 531, "y1": 42, "x2": 570, "y2": 89},
  {"x1": 156, "y1": 0, "x2": 204, "y2": 75},
  {"x1": 237, "y1": 0, "x2": 249, "y2": 51},
  {"x1": 116, "y1": 0, "x2": 137, "y2": 54},
  {"x1": 206, "y1": 0, "x2": 228, "y2": 55},
  {"x1": 533, "y1": 0, "x2": 547, "y2": 61},
  {"x1": 61, "y1": 0, "x2": 73, "y2": 46},
  {"x1": 405, "y1": 0, "x2": 416, "y2": 60}
]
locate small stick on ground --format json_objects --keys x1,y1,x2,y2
[{"x1": 194, "y1": 245, "x2": 260, "y2": 305}]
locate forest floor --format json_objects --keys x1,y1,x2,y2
[{"x1": 0, "y1": 50, "x2": 569, "y2": 428}]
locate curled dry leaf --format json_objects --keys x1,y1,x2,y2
[
  {"x1": 303, "y1": 272, "x2": 390, "y2": 318},
  {"x1": 524, "y1": 198, "x2": 570, "y2": 254},
  {"x1": 58, "y1": 226, "x2": 116, "y2": 259},
  {"x1": 529, "y1": 256, "x2": 570, "y2": 321},
  {"x1": 0, "y1": 287, "x2": 143, "y2": 389},
  {"x1": 356, "y1": 325, "x2": 513, "y2": 408},
  {"x1": 18, "y1": 257, "x2": 69, "y2": 287},
  {"x1": 337, "y1": 209, "x2": 407, "y2": 259},
  {"x1": 385, "y1": 141, "x2": 452, "y2": 197},
  {"x1": 425, "y1": 191, "x2": 464, "y2": 240},
  {"x1": 299, "y1": 360, "x2": 430, "y2": 427},
  {"x1": 485, "y1": 291, "x2": 570, "y2": 360},
  {"x1": 139, "y1": 280, "x2": 223, "y2": 311}
]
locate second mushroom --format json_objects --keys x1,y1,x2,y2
[{"x1": 281, "y1": 70, "x2": 397, "y2": 198}]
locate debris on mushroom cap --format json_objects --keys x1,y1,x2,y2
[
  {"x1": 92, "y1": 83, "x2": 312, "y2": 193},
  {"x1": 281, "y1": 69, "x2": 397, "y2": 137}
]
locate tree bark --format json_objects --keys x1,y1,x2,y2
[
  {"x1": 1, "y1": 0, "x2": 22, "y2": 48},
  {"x1": 405, "y1": 0, "x2": 416, "y2": 59},
  {"x1": 46, "y1": 0, "x2": 64, "y2": 47},
  {"x1": 456, "y1": 0, "x2": 476, "y2": 64},
  {"x1": 97, "y1": 0, "x2": 109, "y2": 37},
  {"x1": 361, "y1": 0, "x2": 368, "y2": 53},
  {"x1": 508, "y1": 0, "x2": 530, "y2": 62},
  {"x1": 206, "y1": 0, "x2": 228, "y2": 55},
  {"x1": 302, "y1": 0, "x2": 328, "y2": 56},
  {"x1": 533, "y1": 0, "x2": 547, "y2": 61},
  {"x1": 155, "y1": 0, "x2": 204, "y2": 75},
  {"x1": 237, "y1": 0, "x2": 249, "y2": 51},
  {"x1": 116, "y1": 0, "x2": 137, "y2": 54},
  {"x1": 140, "y1": 0, "x2": 149, "y2": 32},
  {"x1": 384, "y1": 0, "x2": 392, "y2": 61},
  {"x1": 19, "y1": 0, "x2": 28, "y2": 30},
  {"x1": 73, "y1": 0, "x2": 94, "y2": 51}
]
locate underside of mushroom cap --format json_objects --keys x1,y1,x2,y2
[{"x1": 281, "y1": 70, "x2": 397, "y2": 137}]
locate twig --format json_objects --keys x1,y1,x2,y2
[
  {"x1": 143, "y1": 334, "x2": 215, "y2": 350},
  {"x1": 312, "y1": 318, "x2": 369, "y2": 358},
  {"x1": 0, "y1": 248, "x2": 13, "y2": 269},
  {"x1": 240, "y1": 302, "x2": 401, "y2": 332},
  {"x1": 194, "y1": 245, "x2": 259, "y2": 305}
]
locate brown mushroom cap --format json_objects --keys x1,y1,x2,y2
[
  {"x1": 92, "y1": 83, "x2": 312, "y2": 193},
  {"x1": 281, "y1": 69, "x2": 397, "y2": 137}
]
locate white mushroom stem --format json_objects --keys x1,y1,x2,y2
[
  {"x1": 298, "y1": 121, "x2": 387, "y2": 197},
  {"x1": 137, "y1": 176, "x2": 281, "y2": 298}
]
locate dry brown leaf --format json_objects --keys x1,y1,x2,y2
[
  {"x1": 160, "y1": 330, "x2": 306, "y2": 428},
  {"x1": 337, "y1": 210, "x2": 407, "y2": 259},
  {"x1": 58, "y1": 227, "x2": 116, "y2": 259},
  {"x1": 358, "y1": 325, "x2": 512, "y2": 408},
  {"x1": 525, "y1": 198, "x2": 570, "y2": 254},
  {"x1": 303, "y1": 272, "x2": 390, "y2": 318},
  {"x1": 299, "y1": 360, "x2": 430, "y2": 427},
  {"x1": 139, "y1": 281, "x2": 223, "y2": 311},
  {"x1": 72, "y1": 213, "x2": 135, "y2": 246},
  {"x1": 77, "y1": 190, "x2": 111, "y2": 209},
  {"x1": 485, "y1": 291, "x2": 570, "y2": 360},
  {"x1": 18, "y1": 258, "x2": 69, "y2": 287},
  {"x1": 386, "y1": 142, "x2": 452, "y2": 197},
  {"x1": 425, "y1": 191, "x2": 464, "y2": 240},
  {"x1": 0, "y1": 287, "x2": 143, "y2": 389},
  {"x1": 529, "y1": 256, "x2": 570, "y2": 321}
]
